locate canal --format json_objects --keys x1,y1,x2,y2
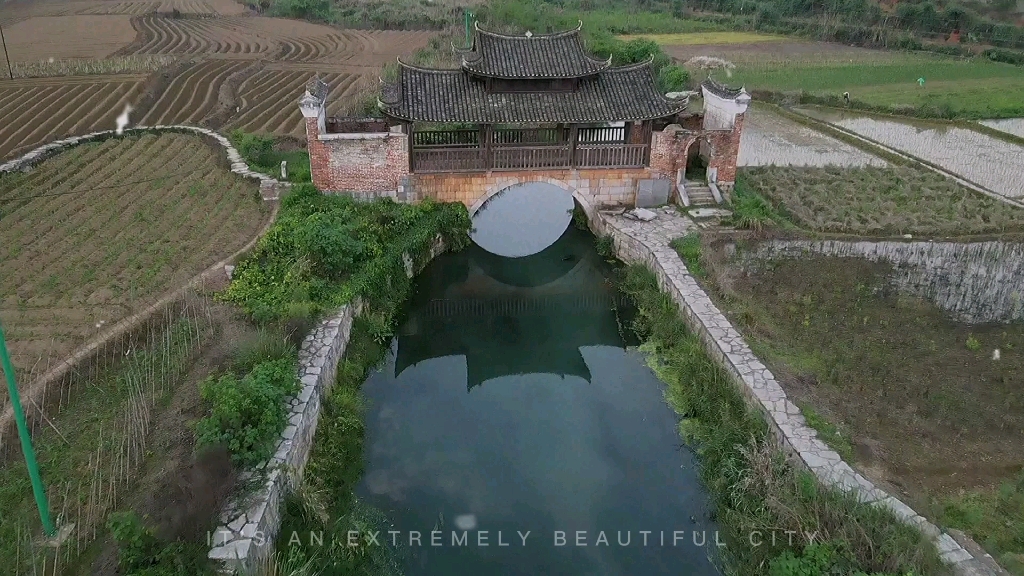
[{"x1": 354, "y1": 190, "x2": 720, "y2": 575}]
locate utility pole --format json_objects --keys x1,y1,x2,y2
[
  {"x1": 0, "y1": 24, "x2": 12, "y2": 79},
  {"x1": 464, "y1": 10, "x2": 474, "y2": 49},
  {"x1": 0, "y1": 320, "x2": 55, "y2": 536}
]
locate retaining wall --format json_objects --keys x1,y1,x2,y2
[
  {"x1": 591, "y1": 210, "x2": 1006, "y2": 576},
  {"x1": 207, "y1": 240, "x2": 446, "y2": 572}
]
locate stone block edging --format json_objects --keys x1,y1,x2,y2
[
  {"x1": 0, "y1": 124, "x2": 292, "y2": 200},
  {"x1": 591, "y1": 212, "x2": 1005, "y2": 576},
  {"x1": 207, "y1": 239, "x2": 448, "y2": 573}
]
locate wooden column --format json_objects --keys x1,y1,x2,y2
[
  {"x1": 482, "y1": 124, "x2": 493, "y2": 171},
  {"x1": 568, "y1": 124, "x2": 579, "y2": 168}
]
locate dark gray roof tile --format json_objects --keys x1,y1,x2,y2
[
  {"x1": 460, "y1": 23, "x2": 610, "y2": 79},
  {"x1": 381, "y1": 60, "x2": 688, "y2": 123}
]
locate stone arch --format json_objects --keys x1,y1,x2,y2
[{"x1": 469, "y1": 175, "x2": 596, "y2": 225}]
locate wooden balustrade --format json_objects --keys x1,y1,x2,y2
[{"x1": 410, "y1": 128, "x2": 649, "y2": 173}]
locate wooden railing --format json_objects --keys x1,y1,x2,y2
[
  {"x1": 574, "y1": 144, "x2": 649, "y2": 168},
  {"x1": 410, "y1": 127, "x2": 648, "y2": 173},
  {"x1": 412, "y1": 148, "x2": 486, "y2": 172},
  {"x1": 492, "y1": 145, "x2": 572, "y2": 170}
]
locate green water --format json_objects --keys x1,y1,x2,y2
[{"x1": 356, "y1": 197, "x2": 719, "y2": 575}]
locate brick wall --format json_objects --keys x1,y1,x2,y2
[
  {"x1": 705, "y1": 112, "x2": 744, "y2": 189},
  {"x1": 304, "y1": 117, "x2": 409, "y2": 194},
  {"x1": 650, "y1": 125, "x2": 699, "y2": 178}
]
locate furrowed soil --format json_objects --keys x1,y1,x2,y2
[
  {"x1": 4, "y1": 15, "x2": 138, "y2": 62},
  {"x1": 699, "y1": 241, "x2": 1024, "y2": 573},
  {"x1": 0, "y1": 132, "x2": 271, "y2": 382}
]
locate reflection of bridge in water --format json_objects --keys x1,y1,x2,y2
[{"x1": 420, "y1": 293, "x2": 628, "y2": 317}]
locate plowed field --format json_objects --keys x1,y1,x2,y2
[
  {"x1": 0, "y1": 75, "x2": 146, "y2": 159},
  {"x1": 4, "y1": 15, "x2": 138, "y2": 62},
  {"x1": 0, "y1": 132, "x2": 271, "y2": 381},
  {"x1": 137, "y1": 59, "x2": 249, "y2": 125},
  {"x1": 0, "y1": 2, "x2": 433, "y2": 157},
  {"x1": 225, "y1": 70, "x2": 364, "y2": 136}
]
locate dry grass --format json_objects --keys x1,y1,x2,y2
[
  {"x1": 739, "y1": 165, "x2": 1024, "y2": 236},
  {"x1": 11, "y1": 55, "x2": 179, "y2": 79},
  {"x1": 0, "y1": 132, "x2": 272, "y2": 383}
]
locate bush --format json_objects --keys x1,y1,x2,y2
[
  {"x1": 657, "y1": 64, "x2": 691, "y2": 93},
  {"x1": 222, "y1": 184, "x2": 471, "y2": 323},
  {"x1": 230, "y1": 129, "x2": 274, "y2": 167},
  {"x1": 107, "y1": 512, "x2": 211, "y2": 575},
  {"x1": 195, "y1": 358, "x2": 300, "y2": 467},
  {"x1": 595, "y1": 235, "x2": 615, "y2": 258}
]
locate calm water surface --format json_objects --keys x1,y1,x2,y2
[
  {"x1": 355, "y1": 187, "x2": 720, "y2": 575},
  {"x1": 739, "y1": 108, "x2": 884, "y2": 168}
]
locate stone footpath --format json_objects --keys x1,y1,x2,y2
[
  {"x1": 591, "y1": 206, "x2": 1006, "y2": 576},
  {"x1": 0, "y1": 125, "x2": 289, "y2": 200}
]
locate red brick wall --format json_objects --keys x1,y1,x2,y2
[
  {"x1": 650, "y1": 126, "x2": 699, "y2": 178},
  {"x1": 305, "y1": 118, "x2": 410, "y2": 193},
  {"x1": 706, "y1": 112, "x2": 744, "y2": 188}
]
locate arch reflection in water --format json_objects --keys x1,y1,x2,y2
[
  {"x1": 356, "y1": 225, "x2": 720, "y2": 575},
  {"x1": 399, "y1": 226, "x2": 626, "y2": 390},
  {"x1": 471, "y1": 182, "x2": 576, "y2": 257}
]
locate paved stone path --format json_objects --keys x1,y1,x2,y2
[{"x1": 594, "y1": 206, "x2": 1006, "y2": 576}]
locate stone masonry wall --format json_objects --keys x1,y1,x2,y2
[
  {"x1": 305, "y1": 117, "x2": 410, "y2": 195},
  {"x1": 410, "y1": 168, "x2": 652, "y2": 211},
  {"x1": 208, "y1": 240, "x2": 446, "y2": 573},
  {"x1": 591, "y1": 208, "x2": 1005, "y2": 576}
]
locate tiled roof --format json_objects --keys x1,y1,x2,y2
[
  {"x1": 459, "y1": 22, "x2": 610, "y2": 79},
  {"x1": 702, "y1": 76, "x2": 743, "y2": 99},
  {"x1": 380, "y1": 60, "x2": 688, "y2": 123},
  {"x1": 305, "y1": 76, "x2": 328, "y2": 102}
]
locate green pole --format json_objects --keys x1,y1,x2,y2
[
  {"x1": 465, "y1": 10, "x2": 473, "y2": 49},
  {"x1": 0, "y1": 320, "x2": 55, "y2": 536}
]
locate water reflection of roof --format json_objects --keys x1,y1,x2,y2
[{"x1": 395, "y1": 306, "x2": 624, "y2": 391}]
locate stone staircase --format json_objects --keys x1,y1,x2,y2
[{"x1": 681, "y1": 180, "x2": 717, "y2": 207}]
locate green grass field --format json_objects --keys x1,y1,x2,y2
[
  {"x1": 726, "y1": 56, "x2": 1024, "y2": 118},
  {"x1": 639, "y1": 31, "x2": 1024, "y2": 118}
]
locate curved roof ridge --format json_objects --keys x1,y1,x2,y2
[
  {"x1": 396, "y1": 57, "x2": 463, "y2": 74},
  {"x1": 473, "y1": 20, "x2": 583, "y2": 39}
]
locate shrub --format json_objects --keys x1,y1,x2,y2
[
  {"x1": 595, "y1": 235, "x2": 615, "y2": 258},
  {"x1": 195, "y1": 358, "x2": 300, "y2": 467},
  {"x1": 107, "y1": 512, "x2": 211, "y2": 575},
  {"x1": 222, "y1": 184, "x2": 471, "y2": 323},
  {"x1": 657, "y1": 64, "x2": 691, "y2": 93},
  {"x1": 230, "y1": 129, "x2": 274, "y2": 167}
]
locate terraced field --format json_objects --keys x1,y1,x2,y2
[
  {"x1": 225, "y1": 70, "x2": 366, "y2": 136},
  {"x1": 0, "y1": 75, "x2": 146, "y2": 159},
  {"x1": 0, "y1": 132, "x2": 271, "y2": 381},
  {"x1": 137, "y1": 59, "x2": 251, "y2": 125},
  {"x1": 0, "y1": 0, "x2": 433, "y2": 158},
  {"x1": 124, "y1": 15, "x2": 275, "y2": 56}
]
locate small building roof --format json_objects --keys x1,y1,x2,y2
[
  {"x1": 457, "y1": 22, "x2": 611, "y2": 79},
  {"x1": 701, "y1": 76, "x2": 744, "y2": 100},
  {"x1": 380, "y1": 59, "x2": 688, "y2": 124}
]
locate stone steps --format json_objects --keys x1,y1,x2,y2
[{"x1": 684, "y1": 184, "x2": 716, "y2": 207}]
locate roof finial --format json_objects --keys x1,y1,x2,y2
[
  {"x1": 576, "y1": 20, "x2": 583, "y2": 31},
  {"x1": 525, "y1": 30, "x2": 533, "y2": 38}
]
